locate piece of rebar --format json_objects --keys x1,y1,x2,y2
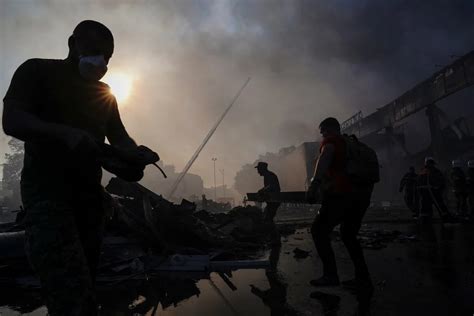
[
  {"x1": 218, "y1": 272, "x2": 238, "y2": 291},
  {"x1": 167, "y1": 77, "x2": 251, "y2": 199}
]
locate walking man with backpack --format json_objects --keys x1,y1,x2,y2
[{"x1": 307, "y1": 117, "x2": 378, "y2": 308}]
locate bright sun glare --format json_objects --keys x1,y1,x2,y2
[{"x1": 102, "y1": 72, "x2": 133, "y2": 105}]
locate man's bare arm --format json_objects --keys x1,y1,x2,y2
[
  {"x1": 3, "y1": 100, "x2": 95, "y2": 150},
  {"x1": 311, "y1": 143, "x2": 335, "y2": 185},
  {"x1": 105, "y1": 100, "x2": 137, "y2": 150},
  {"x1": 107, "y1": 131, "x2": 136, "y2": 149}
]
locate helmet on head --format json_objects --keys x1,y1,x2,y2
[
  {"x1": 452, "y1": 160, "x2": 462, "y2": 168},
  {"x1": 424, "y1": 157, "x2": 435, "y2": 166},
  {"x1": 468, "y1": 160, "x2": 474, "y2": 168}
]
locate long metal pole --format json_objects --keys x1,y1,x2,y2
[
  {"x1": 212, "y1": 157, "x2": 217, "y2": 200},
  {"x1": 220, "y1": 169, "x2": 225, "y2": 198},
  {"x1": 167, "y1": 77, "x2": 251, "y2": 199}
]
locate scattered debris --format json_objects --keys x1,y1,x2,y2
[
  {"x1": 128, "y1": 295, "x2": 146, "y2": 310},
  {"x1": 276, "y1": 224, "x2": 297, "y2": 237},
  {"x1": 333, "y1": 228, "x2": 418, "y2": 250},
  {"x1": 293, "y1": 247, "x2": 311, "y2": 259},
  {"x1": 0, "y1": 177, "x2": 277, "y2": 290}
]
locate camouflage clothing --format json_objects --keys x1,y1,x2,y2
[{"x1": 24, "y1": 197, "x2": 105, "y2": 316}]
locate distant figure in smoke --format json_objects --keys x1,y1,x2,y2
[
  {"x1": 450, "y1": 160, "x2": 468, "y2": 218},
  {"x1": 466, "y1": 160, "x2": 474, "y2": 220},
  {"x1": 306, "y1": 117, "x2": 374, "y2": 312},
  {"x1": 202, "y1": 194, "x2": 208, "y2": 209},
  {"x1": 255, "y1": 162, "x2": 281, "y2": 223},
  {"x1": 417, "y1": 157, "x2": 454, "y2": 222},
  {"x1": 399, "y1": 166, "x2": 418, "y2": 218},
  {"x1": 2, "y1": 20, "x2": 157, "y2": 315}
]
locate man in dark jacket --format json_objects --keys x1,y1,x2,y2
[
  {"x1": 306, "y1": 117, "x2": 373, "y2": 301},
  {"x1": 256, "y1": 162, "x2": 281, "y2": 222}
]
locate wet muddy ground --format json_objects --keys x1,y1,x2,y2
[{"x1": 1, "y1": 205, "x2": 474, "y2": 315}]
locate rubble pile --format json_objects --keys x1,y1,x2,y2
[
  {"x1": 0, "y1": 178, "x2": 276, "y2": 286},
  {"x1": 106, "y1": 178, "x2": 273, "y2": 252}
]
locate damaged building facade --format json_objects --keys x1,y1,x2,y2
[{"x1": 235, "y1": 51, "x2": 474, "y2": 202}]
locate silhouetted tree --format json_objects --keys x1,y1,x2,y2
[
  {"x1": 234, "y1": 163, "x2": 261, "y2": 196},
  {"x1": 3, "y1": 138, "x2": 24, "y2": 208}
]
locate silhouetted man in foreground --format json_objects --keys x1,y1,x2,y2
[
  {"x1": 306, "y1": 117, "x2": 374, "y2": 311},
  {"x1": 256, "y1": 162, "x2": 281, "y2": 222},
  {"x1": 2, "y1": 20, "x2": 155, "y2": 315},
  {"x1": 399, "y1": 166, "x2": 418, "y2": 218}
]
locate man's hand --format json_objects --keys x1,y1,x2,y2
[
  {"x1": 135, "y1": 145, "x2": 160, "y2": 165},
  {"x1": 107, "y1": 145, "x2": 159, "y2": 166},
  {"x1": 98, "y1": 144, "x2": 160, "y2": 182},
  {"x1": 256, "y1": 188, "x2": 268, "y2": 202}
]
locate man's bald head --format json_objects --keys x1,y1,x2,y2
[{"x1": 68, "y1": 20, "x2": 114, "y2": 62}]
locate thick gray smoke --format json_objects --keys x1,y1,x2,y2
[{"x1": 1, "y1": 0, "x2": 473, "y2": 189}]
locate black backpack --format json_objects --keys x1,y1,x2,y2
[{"x1": 343, "y1": 134, "x2": 380, "y2": 185}]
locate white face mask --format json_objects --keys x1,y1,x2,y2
[{"x1": 78, "y1": 55, "x2": 108, "y2": 81}]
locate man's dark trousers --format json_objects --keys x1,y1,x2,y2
[
  {"x1": 24, "y1": 195, "x2": 105, "y2": 316},
  {"x1": 311, "y1": 189, "x2": 371, "y2": 281}
]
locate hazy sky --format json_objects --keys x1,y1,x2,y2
[{"x1": 1, "y1": 0, "x2": 473, "y2": 187}]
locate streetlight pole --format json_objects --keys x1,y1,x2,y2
[
  {"x1": 212, "y1": 157, "x2": 217, "y2": 200},
  {"x1": 220, "y1": 169, "x2": 225, "y2": 198}
]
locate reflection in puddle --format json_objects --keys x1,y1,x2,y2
[
  {"x1": 250, "y1": 233, "x2": 298, "y2": 316},
  {"x1": 8, "y1": 220, "x2": 472, "y2": 315}
]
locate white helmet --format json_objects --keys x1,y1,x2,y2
[
  {"x1": 452, "y1": 160, "x2": 462, "y2": 168},
  {"x1": 468, "y1": 160, "x2": 474, "y2": 168},
  {"x1": 424, "y1": 157, "x2": 435, "y2": 165}
]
